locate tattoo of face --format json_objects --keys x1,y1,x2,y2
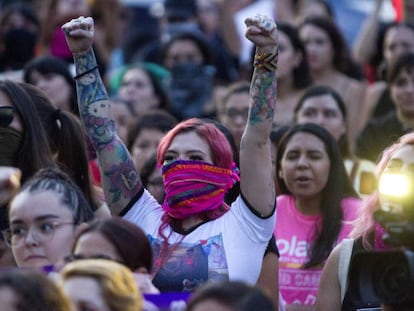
[
  {"x1": 77, "y1": 76, "x2": 109, "y2": 109},
  {"x1": 74, "y1": 51, "x2": 109, "y2": 128},
  {"x1": 83, "y1": 114, "x2": 115, "y2": 149}
]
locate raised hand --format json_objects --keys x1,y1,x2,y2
[
  {"x1": 244, "y1": 15, "x2": 278, "y2": 54},
  {"x1": 61, "y1": 16, "x2": 94, "y2": 55}
]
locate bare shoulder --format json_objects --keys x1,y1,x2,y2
[
  {"x1": 328, "y1": 242, "x2": 342, "y2": 264},
  {"x1": 362, "y1": 80, "x2": 387, "y2": 112},
  {"x1": 315, "y1": 243, "x2": 343, "y2": 311},
  {"x1": 366, "y1": 80, "x2": 387, "y2": 96},
  {"x1": 347, "y1": 77, "x2": 367, "y2": 94},
  {"x1": 336, "y1": 74, "x2": 366, "y2": 103},
  {"x1": 320, "y1": 242, "x2": 342, "y2": 286}
]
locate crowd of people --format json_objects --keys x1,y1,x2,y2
[{"x1": 0, "y1": 0, "x2": 414, "y2": 310}]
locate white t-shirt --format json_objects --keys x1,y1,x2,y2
[{"x1": 124, "y1": 189, "x2": 276, "y2": 292}]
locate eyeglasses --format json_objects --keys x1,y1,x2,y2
[
  {"x1": 225, "y1": 107, "x2": 249, "y2": 119},
  {"x1": 1, "y1": 221, "x2": 74, "y2": 248}
]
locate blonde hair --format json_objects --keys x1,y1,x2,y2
[
  {"x1": 350, "y1": 132, "x2": 414, "y2": 247},
  {"x1": 61, "y1": 259, "x2": 143, "y2": 311}
]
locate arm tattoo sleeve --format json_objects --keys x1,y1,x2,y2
[
  {"x1": 249, "y1": 70, "x2": 277, "y2": 125},
  {"x1": 73, "y1": 50, "x2": 142, "y2": 208},
  {"x1": 74, "y1": 50, "x2": 111, "y2": 150}
]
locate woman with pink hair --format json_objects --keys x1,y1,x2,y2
[
  {"x1": 61, "y1": 14, "x2": 278, "y2": 294},
  {"x1": 316, "y1": 132, "x2": 414, "y2": 310}
]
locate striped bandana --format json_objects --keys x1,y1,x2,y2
[{"x1": 161, "y1": 160, "x2": 240, "y2": 219}]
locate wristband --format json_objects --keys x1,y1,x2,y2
[
  {"x1": 74, "y1": 65, "x2": 99, "y2": 80},
  {"x1": 254, "y1": 49, "x2": 278, "y2": 72}
]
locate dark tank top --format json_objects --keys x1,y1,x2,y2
[
  {"x1": 372, "y1": 87, "x2": 394, "y2": 119},
  {"x1": 341, "y1": 238, "x2": 381, "y2": 311}
]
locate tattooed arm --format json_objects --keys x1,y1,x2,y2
[
  {"x1": 240, "y1": 15, "x2": 278, "y2": 218},
  {"x1": 62, "y1": 17, "x2": 142, "y2": 215}
]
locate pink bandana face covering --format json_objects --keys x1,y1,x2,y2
[{"x1": 161, "y1": 160, "x2": 240, "y2": 219}]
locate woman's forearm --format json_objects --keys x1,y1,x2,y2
[
  {"x1": 249, "y1": 66, "x2": 277, "y2": 130},
  {"x1": 240, "y1": 16, "x2": 278, "y2": 217},
  {"x1": 73, "y1": 49, "x2": 111, "y2": 150},
  {"x1": 73, "y1": 49, "x2": 142, "y2": 214}
]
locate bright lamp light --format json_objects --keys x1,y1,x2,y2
[{"x1": 379, "y1": 173, "x2": 411, "y2": 198}]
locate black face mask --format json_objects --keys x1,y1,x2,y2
[
  {"x1": 169, "y1": 62, "x2": 216, "y2": 119},
  {"x1": 3, "y1": 28, "x2": 37, "y2": 64},
  {"x1": 0, "y1": 127, "x2": 23, "y2": 167}
]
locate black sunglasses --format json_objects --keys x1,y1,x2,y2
[{"x1": 0, "y1": 106, "x2": 15, "y2": 127}]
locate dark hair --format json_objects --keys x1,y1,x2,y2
[
  {"x1": 141, "y1": 153, "x2": 158, "y2": 187},
  {"x1": 294, "y1": 85, "x2": 353, "y2": 159},
  {"x1": 278, "y1": 23, "x2": 312, "y2": 89},
  {"x1": 0, "y1": 268, "x2": 70, "y2": 311},
  {"x1": 126, "y1": 110, "x2": 178, "y2": 151},
  {"x1": 276, "y1": 123, "x2": 357, "y2": 267},
  {"x1": 74, "y1": 217, "x2": 152, "y2": 272},
  {"x1": 20, "y1": 167, "x2": 95, "y2": 224},
  {"x1": 270, "y1": 125, "x2": 291, "y2": 148},
  {"x1": 0, "y1": 2, "x2": 39, "y2": 29},
  {"x1": 159, "y1": 30, "x2": 214, "y2": 66},
  {"x1": 383, "y1": 22, "x2": 414, "y2": 56},
  {"x1": 23, "y1": 55, "x2": 78, "y2": 115},
  {"x1": 353, "y1": 21, "x2": 414, "y2": 81},
  {"x1": 110, "y1": 63, "x2": 171, "y2": 113},
  {"x1": 164, "y1": 0, "x2": 197, "y2": 21},
  {"x1": 315, "y1": 0, "x2": 334, "y2": 18},
  {"x1": 294, "y1": 0, "x2": 334, "y2": 19},
  {"x1": 376, "y1": 22, "x2": 414, "y2": 79},
  {"x1": 218, "y1": 80, "x2": 250, "y2": 117},
  {"x1": 19, "y1": 83, "x2": 100, "y2": 211},
  {"x1": 221, "y1": 81, "x2": 250, "y2": 104},
  {"x1": 0, "y1": 80, "x2": 55, "y2": 183},
  {"x1": 386, "y1": 52, "x2": 414, "y2": 84},
  {"x1": 300, "y1": 16, "x2": 363, "y2": 80},
  {"x1": 295, "y1": 85, "x2": 346, "y2": 119},
  {"x1": 186, "y1": 281, "x2": 275, "y2": 311}
]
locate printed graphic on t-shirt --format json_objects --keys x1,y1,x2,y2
[
  {"x1": 277, "y1": 235, "x2": 320, "y2": 305},
  {"x1": 149, "y1": 233, "x2": 229, "y2": 292},
  {"x1": 279, "y1": 263, "x2": 320, "y2": 304},
  {"x1": 277, "y1": 236, "x2": 309, "y2": 262}
]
